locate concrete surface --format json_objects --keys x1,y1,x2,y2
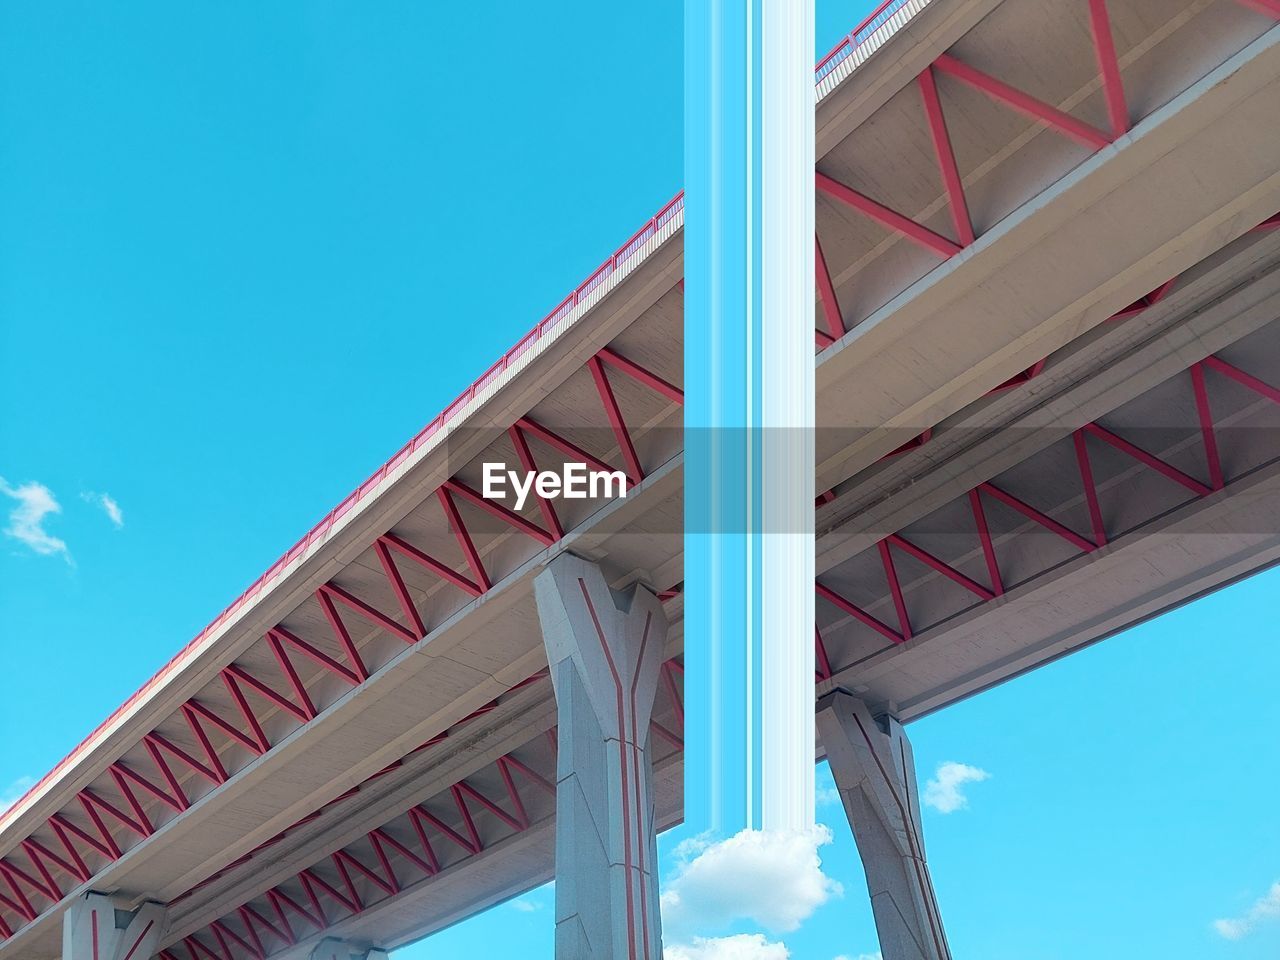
[
  {"x1": 817, "y1": 693, "x2": 949, "y2": 960},
  {"x1": 534, "y1": 555, "x2": 667, "y2": 960}
]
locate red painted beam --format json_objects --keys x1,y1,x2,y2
[
  {"x1": 588, "y1": 356, "x2": 646, "y2": 485},
  {"x1": 1074, "y1": 429, "x2": 1109, "y2": 548},
  {"x1": 378, "y1": 532, "x2": 483, "y2": 599},
  {"x1": 0, "y1": 873, "x2": 34, "y2": 922},
  {"x1": 516, "y1": 416, "x2": 630, "y2": 488},
  {"x1": 451, "y1": 784, "x2": 484, "y2": 855},
  {"x1": 242, "y1": 904, "x2": 290, "y2": 950},
  {"x1": 502, "y1": 754, "x2": 556, "y2": 796},
  {"x1": 1234, "y1": 0, "x2": 1280, "y2": 17},
  {"x1": 815, "y1": 234, "x2": 846, "y2": 339},
  {"x1": 1082, "y1": 422, "x2": 1211, "y2": 497},
  {"x1": 81, "y1": 787, "x2": 150, "y2": 842},
  {"x1": 374, "y1": 540, "x2": 428, "y2": 640},
  {"x1": 406, "y1": 808, "x2": 442, "y2": 875},
  {"x1": 917, "y1": 65, "x2": 975, "y2": 246},
  {"x1": 816, "y1": 581, "x2": 904, "y2": 645},
  {"x1": 334, "y1": 848, "x2": 392, "y2": 898},
  {"x1": 977, "y1": 482, "x2": 1096, "y2": 553},
  {"x1": 933, "y1": 53, "x2": 1111, "y2": 150},
  {"x1": 20, "y1": 843, "x2": 63, "y2": 904},
  {"x1": 185, "y1": 698, "x2": 261, "y2": 760},
  {"x1": 886, "y1": 533, "x2": 994, "y2": 601},
  {"x1": 1190, "y1": 363, "x2": 1225, "y2": 491},
  {"x1": 0, "y1": 858, "x2": 57, "y2": 905},
  {"x1": 412, "y1": 804, "x2": 478, "y2": 856},
  {"x1": 878, "y1": 540, "x2": 913, "y2": 641},
  {"x1": 817, "y1": 171, "x2": 962, "y2": 259},
  {"x1": 23, "y1": 837, "x2": 88, "y2": 885},
  {"x1": 269, "y1": 625, "x2": 362, "y2": 687},
  {"x1": 815, "y1": 625, "x2": 834, "y2": 681},
  {"x1": 219, "y1": 672, "x2": 272, "y2": 754},
  {"x1": 456, "y1": 780, "x2": 524, "y2": 833},
  {"x1": 224, "y1": 664, "x2": 311, "y2": 725},
  {"x1": 237, "y1": 906, "x2": 269, "y2": 958},
  {"x1": 51, "y1": 811, "x2": 118, "y2": 861},
  {"x1": 142, "y1": 737, "x2": 192, "y2": 809},
  {"x1": 368, "y1": 832, "x2": 402, "y2": 892},
  {"x1": 105, "y1": 769, "x2": 155, "y2": 839},
  {"x1": 372, "y1": 826, "x2": 436, "y2": 878},
  {"x1": 1203, "y1": 355, "x2": 1280, "y2": 405},
  {"x1": 443, "y1": 479, "x2": 555, "y2": 547},
  {"x1": 496, "y1": 758, "x2": 531, "y2": 830},
  {"x1": 508, "y1": 424, "x2": 565, "y2": 541},
  {"x1": 596, "y1": 346, "x2": 684, "y2": 405},
  {"x1": 265, "y1": 633, "x2": 319, "y2": 722},
  {"x1": 318, "y1": 582, "x2": 417, "y2": 646},
  {"x1": 111, "y1": 760, "x2": 184, "y2": 815},
  {"x1": 1087, "y1": 0, "x2": 1130, "y2": 139}
]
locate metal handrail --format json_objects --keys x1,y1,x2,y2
[{"x1": 816, "y1": 0, "x2": 915, "y2": 82}]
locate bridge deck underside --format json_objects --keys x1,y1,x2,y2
[
  {"x1": 816, "y1": 0, "x2": 1272, "y2": 338},
  {"x1": 3, "y1": 0, "x2": 1280, "y2": 956},
  {"x1": 816, "y1": 229, "x2": 1280, "y2": 717}
]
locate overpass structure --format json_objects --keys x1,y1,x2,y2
[{"x1": 4, "y1": 0, "x2": 1280, "y2": 957}]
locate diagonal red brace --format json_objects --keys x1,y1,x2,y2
[
  {"x1": 933, "y1": 53, "x2": 1111, "y2": 150},
  {"x1": 818, "y1": 171, "x2": 961, "y2": 259}
]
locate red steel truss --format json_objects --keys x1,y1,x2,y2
[
  {"x1": 815, "y1": 349, "x2": 1280, "y2": 680},
  {"x1": 810, "y1": 0, "x2": 1278, "y2": 345},
  {"x1": 166, "y1": 660, "x2": 682, "y2": 960},
  {"x1": 815, "y1": 211, "x2": 1280, "y2": 505},
  {"x1": 166, "y1": 751, "x2": 554, "y2": 960}
]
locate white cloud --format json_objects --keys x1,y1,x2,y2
[
  {"x1": 0, "y1": 477, "x2": 69, "y2": 559},
  {"x1": 509, "y1": 899, "x2": 540, "y2": 913},
  {"x1": 82, "y1": 491, "x2": 124, "y2": 528},
  {"x1": 833, "y1": 953, "x2": 881, "y2": 960},
  {"x1": 816, "y1": 764, "x2": 842, "y2": 808},
  {"x1": 661, "y1": 826, "x2": 842, "y2": 936},
  {"x1": 666, "y1": 934, "x2": 790, "y2": 960},
  {"x1": 922, "y1": 761, "x2": 989, "y2": 813},
  {"x1": 1213, "y1": 882, "x2": 1280, "y2": 940},
  {"x1": 0, "y1": 776, "x2": 36, "y2": 815}
]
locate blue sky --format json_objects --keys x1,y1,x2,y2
[{"x1": 1, "y1": 2, "x2": 1277, "y2": 958}]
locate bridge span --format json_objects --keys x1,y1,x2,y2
[{"x1": 4, "y1": 0, "x2": 1280, "y2": 957}]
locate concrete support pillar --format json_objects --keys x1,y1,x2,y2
[
  {"x1": 533, "y1": 554, "x2": 668, "y2": 960},
  {"x1": 816, "y1": 692, "x2": 951, "y2": 960},
  {"x1": 62, "y1": 893, "x2": 167, "y2": 960},
  {"x1": 309, "y1": 938, "x2": 389, "y2": 960}
]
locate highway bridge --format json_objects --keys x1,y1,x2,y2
[{"x1": 4, "y1": 0, "x2": 1280, "y2": 957}]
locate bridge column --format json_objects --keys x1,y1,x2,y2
[
  {"x1": 816, "y1": 692, "x2": 951, "y2": 960},
  {"x1": 309, "y1": 938, "x2": 389, "y2": 960},
  {"x1": 533, "y1": 553, "x2": 668, "y2": 960},
  {"x1": 62, "y1": 892, "x2": 167, "y2": 960}
]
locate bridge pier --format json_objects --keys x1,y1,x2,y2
[
  {"x1": 816, "y1": 692, "x2": 951, "y2": 960},
  {"x1": 61, "y1": 893, "x2": 167, "y2": 960},
  {"x1": 308, "y1": 938, "x2": 389, "y2": 960},
  {"x1": 533, "y1": 553, "x2": 668, "y2": 960}
]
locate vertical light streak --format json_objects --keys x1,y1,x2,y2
[{"x1": 685, "y1": 0, "x2": 815, "y2": 841}]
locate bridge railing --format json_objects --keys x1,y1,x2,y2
[{"x1": 816, "y1": 0, "x2": 916, "y2": 82}]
